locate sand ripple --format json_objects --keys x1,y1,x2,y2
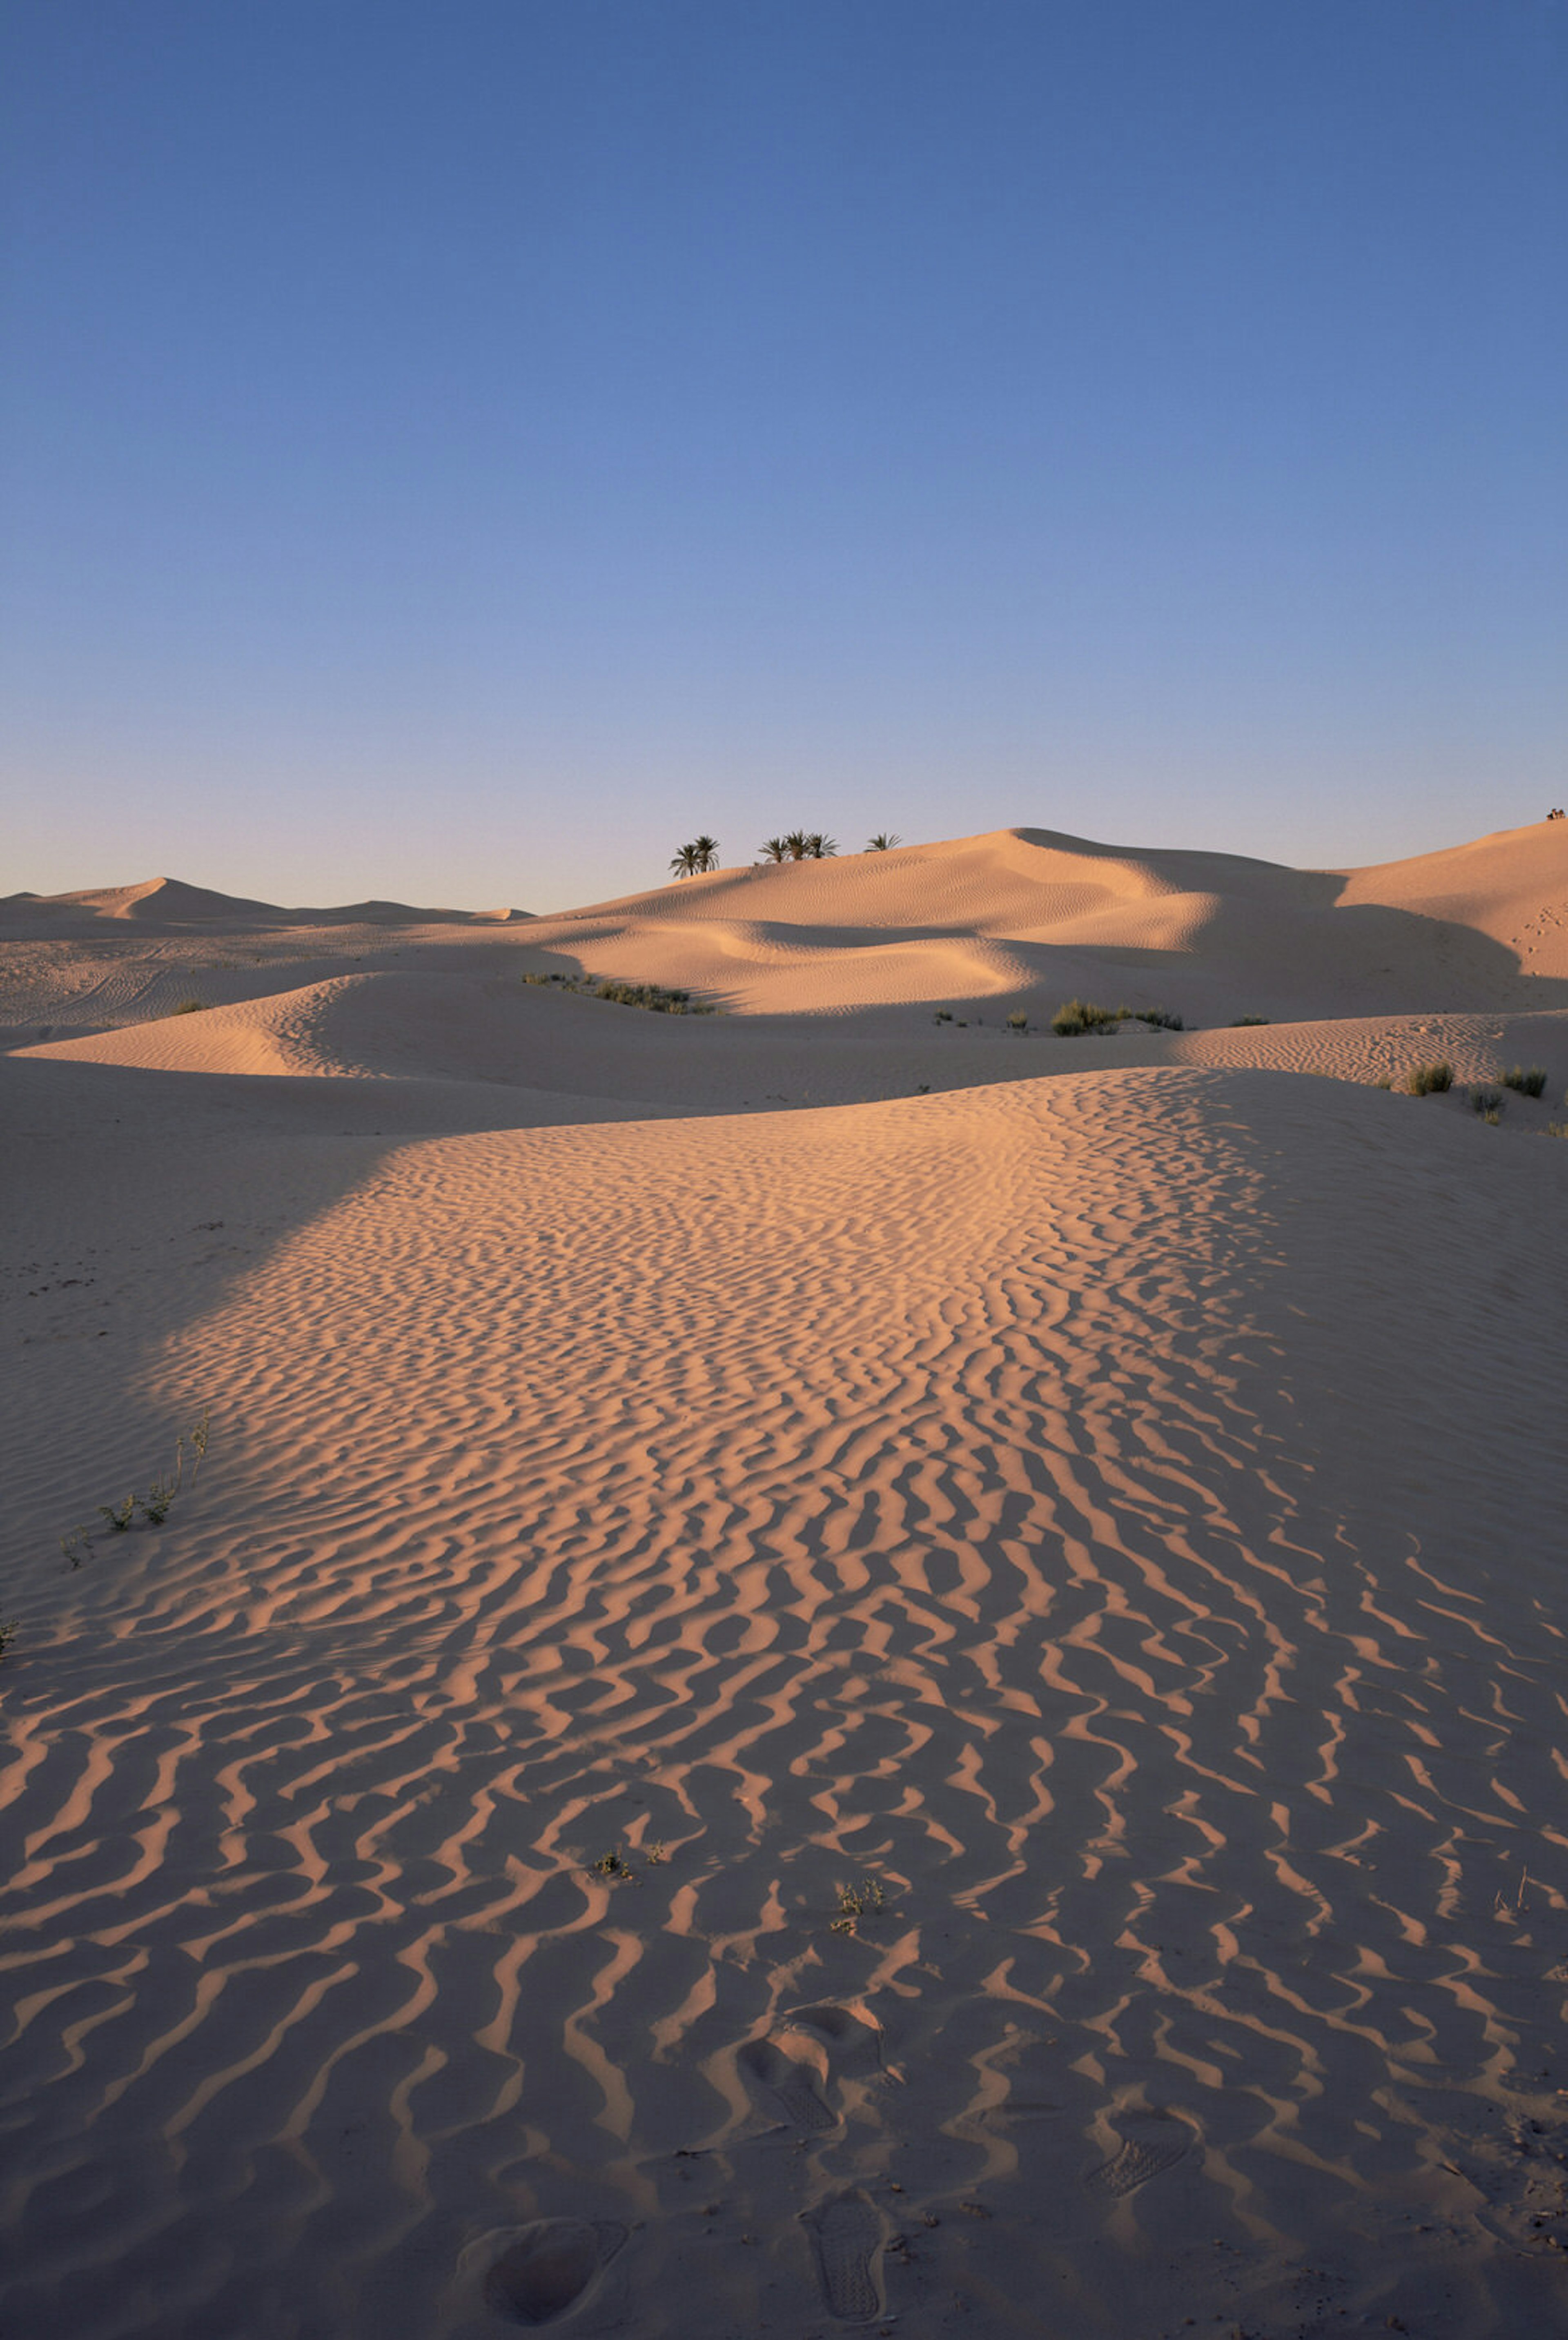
[{"x1": 4, "y1": 1066, "x2": 1568, "y2": 2336}]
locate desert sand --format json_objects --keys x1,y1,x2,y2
[{"x1": 3, "y1": 819, "x2": 1567, "y2": 2339}]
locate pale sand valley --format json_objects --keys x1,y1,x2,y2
[{"x1": 3, "y1": 818, "x2": 1568, "y2": 2340}]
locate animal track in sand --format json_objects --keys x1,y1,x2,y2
[
  {"x1": 801, "y1": 2187, "x2": 886, "y2": 2322},
  {"x1": 1085, "y1": 2109, "x2": 1198, "y2": 2198},
  {"x1": 481, "y1": 2219, "x2": 627, "y2": 2327}
]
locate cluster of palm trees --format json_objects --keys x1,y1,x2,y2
[
  {"x1": 668, "y1": 836, "x2": 721, "y2": 876},
  {"x1": 668, "y1": 830, "x2": 902, "y2": 877},
  {"x1": 757, "y1": 831, "x2": 836, "y2": 862}
]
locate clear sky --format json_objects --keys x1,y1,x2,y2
[{"x1": 3, "y1": 1, "x2": 1563, "y2": 911}]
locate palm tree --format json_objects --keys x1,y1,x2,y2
[
  {"x1": 669, "y1": 842, "x2": 699, "y2": 877},
  {"x1": 866, "y1": 832, "x2": 902, "y2": 852},
  {"x1": 758, "y1": 837, "x2": 789, "y2": 863},
  {"x1": 806, "y1": 833, "x2": 837, "y2": 859},
  {"x1": 691, "y1": 835, "x2": 720, "y2": 872},
  {"x1": 784, "y1": 829, "x2": 811, "y2": 861}
]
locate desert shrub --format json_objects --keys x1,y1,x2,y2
[
  {"x1": 831, "y1": 1877, "x2": 887, "y2": 1936},
  {"x1": 523, "y1": 972, "x2": 714, "y2": 1015},
  {"x1": 1374, "y1": 1075, "x2": 1394, "y2": 1089},
  {"x1": 595, "y1": 980, "x2": 690, "y2": 1012},
  {"x1": 1006, "y1": 1011, "x2": 1028, "y2": 1033},
  {"x1": 1470, "y1": 1087, "x2": 1504, "y2": 1117},
  {"x1": 1230, "y1": 1014, "x2": 1270, "y2": 1026},
  {"x1": 1503, "y1": 1064, "x2": 1547, "y2": 1098},
  {"x1": 170, "y1": 997, "x2": 207, "y2": 1015},
  {"x1": 1052, "y1": 998, "x2": 1183, "y2": 1037},
  {"x1": 933, "y1": 1009, "x2": 953, "y2": 1024},
  {"x1": 1405, "y1": 1061, "x2": 1453, "y2": 1095}
]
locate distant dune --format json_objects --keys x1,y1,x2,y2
[
  {"x1": 3, "y1": 817, "x2": 1566, "y2": 2340},
  {"x1": 1, "y1": 872, "x2": 534, "y2": 930}
]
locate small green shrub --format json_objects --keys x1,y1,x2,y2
[
  {"x1": 1006, "y1": 1011, "x2": 1028, "y2": 1033},
  {"x1": 1406, "y1": 1061, "x2": 1453, "y2": 1095},
  {"x1": 1052, "y1": 999, "x2": 1184, "y2": 1037},
  {"x1": 523, "y1": 971, "x2": 715, "y2": 1015},
  {"x1": 0, "y1": 1619, "x2": 16, "y2": 1664},
  {"x1": 140, "y1": 1472, "x2": 180, "y2": 1525},
  {"x1": 1503, "y1": 1065, "x2": 1547, "y2": 1098},
  {"x1": 830, "y1": 1877, "x2": 888, "y2": 1936},
  {"x1": 1230, "y1": 1014, "x2": 1270, "y2": 1026},
  {"x1": 65, "y1": 1411, "x2": 209, "y2": 1562},
  {"x1": 933, "y1": 1009, "x2": 953, "y2": 1023},
  {"x1": 591, "y1": 1848, "x2": 641, "y2": 1885},
  {"x1": 1470, "y1": 1087, "x2": 1504, "y2": 1117},
  {"x1": 1374, "y1": 1075, "x2": 1394, "y2": 1089},
  {"x1": 170, "y1": 997, "x2": 208, "y2": 1016},
  {"x1": 595, "y1": 980, "x2": 691, "y2": 1013}
]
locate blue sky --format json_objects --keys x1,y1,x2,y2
[{"x1": 3, "y1": 1, "x2": 1563, "y2": 910}]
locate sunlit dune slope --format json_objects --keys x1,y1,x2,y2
[
  {"x1": 528, "y1": 817, "x2": 1568, "y2": 1019},
  {"x1": 7, "y1": 821, "x2": 1565, "y2": 1049}
]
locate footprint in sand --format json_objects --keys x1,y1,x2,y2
[
  {"x1": 788, "y1": 2001, "x2": 885, "y2": 2075},
  {"x1": 482, "y1": 2219, "x2": 628, "y2": 2327},
  {"x1": 1084, "y1": 2109, "x2": 1197, "y2": 2198},
  {"x1": 738, "y1": 2027, "x2": 838, "y2": 2131},
  {"x1": 801, "y1": 2187, "x2": 886, "y2": 2322}
]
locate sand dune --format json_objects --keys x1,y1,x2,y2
[
  {"x1": 4, "y1": 821, "x2": 1568, "y2": 2339},
  {"x1": 525, "y1": 817, "x2": 1568, "y2": 1020},
  {"x1": 1, "y1": 873, "x2": 532, "y2": 931}
]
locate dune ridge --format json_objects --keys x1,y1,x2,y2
[{"x1": 3, "y1": 820, "x2": 1567, "y2": 2338}]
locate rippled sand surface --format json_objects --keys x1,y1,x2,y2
[{"x1": 4, "y1": 824, "x2": 1568, "y2": 2337}]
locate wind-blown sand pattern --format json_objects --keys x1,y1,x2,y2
[{"x1": 3, "y1": 822, "x2": 1568, "y2": 2337}]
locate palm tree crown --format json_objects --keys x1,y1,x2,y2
[
  {"x1": 866, "y1": 832, "x2": 902, "y2": 851},
  {"x1": 670, "y1": 837, "x2": 719, "y2": 877}
]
